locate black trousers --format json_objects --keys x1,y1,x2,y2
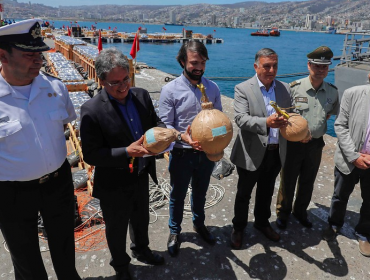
[
  {"x1": 232, "y1": 149, "x2": 281, "y2": 230},
  {"x1": 98, "y1": 173, "x2": 150, "y2": 273},
  {"x1": 0, "y1": 160, "x2": 80, "y2": 280},
  {"x1": 276, "y1": 137, "x2": 324, "y2": 221},
  {"x1": 328, "y1": 167, "x2": 370, "y2": 236}
]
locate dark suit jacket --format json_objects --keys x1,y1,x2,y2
[
  {"x1": 230, "y1": 76, "x2": 293, "y2": 171},
  {"x1": 80, "y1": 87, "x2": 165, "y2": 198}
]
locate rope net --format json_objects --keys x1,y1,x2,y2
[{"x1": 73, "y1": 189, "x2": 107, "y2": 252}]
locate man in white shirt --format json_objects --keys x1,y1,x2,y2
[{"x1": 0, "y1": 19, "x2": 81, "y2": 280}]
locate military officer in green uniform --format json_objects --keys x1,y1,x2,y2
[{"x1": 275, "y1": 46, "x2": 339, "y2": 229}]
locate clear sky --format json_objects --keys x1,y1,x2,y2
[{"x1": 20, "y1": 0, "x2": 306, "y2": 8}]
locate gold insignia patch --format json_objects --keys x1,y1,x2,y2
[
  {"x1": 289, "y1": 81, "x2": 301, "y2": 87},
  {"x1": 31, "y1": 27, "x2": 42, "y2": 39}
]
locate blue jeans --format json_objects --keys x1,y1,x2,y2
[{"x1": 168, "y1": 148, "x2": 215, "y2": 234}]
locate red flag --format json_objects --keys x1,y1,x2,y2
[
  {"x1": 109, "y1": 26, "x2": 111, "y2": 30},
  {"x1": 0, "y1": 5, "x2": 3, "y2": 13},
  {"x1": 63, "y1": 24, "x2": 65, "y2": 29},
  {"x1": 163, "y1": 27, "x2": 167, "y2": 31},
  {"x1": 214, "y1": 29, "x2": 216, "y2": 32},
  {"x1": 67, "y1": 26, "x2": 71, "y2": 36},
  {"x1": 98, "y1": 30, "x2": 103, "y2": 53},
  {"x1": 130, "y1": 33, "x2": 140, "y2": 59}
]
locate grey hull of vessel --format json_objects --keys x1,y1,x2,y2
[
  {"x1": 335, "y1": 64, "x2": 370, "y2": 99},
  {"x1": 334, "y1": 32, "x2": 370, "y2": 98}
]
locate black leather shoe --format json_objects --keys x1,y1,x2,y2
[
  {"x1": 193, "y1": 225, "x2": 216, "y2": 245},
  {"x1": 167, "y1": 233, "x2": 180, "y2": 257},
  {"x1": 276, "y1": 218, "x2": 287, "y2": 230},
  {"x1": 254, "y1": 224, "x2": 280, "y2": 242},
  {"x1": 322, "y1": 225, "x2": 339, "y2": 241},
  {"x1": 116, "y1": 268, "x2": 131, "y2": 280},
  {"x1": 230, "y1": 229, "x2": 243, "y2": 249},
  {"x1": 131, "y1": 248, "x2": 164, "y2": 265},
  {"x1": 293, "y1": 213, "x2": 313, "y2": 228}
]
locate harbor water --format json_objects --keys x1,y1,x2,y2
[{"x1": 53, "y1": 20, "x2": 346, "y2": 136}]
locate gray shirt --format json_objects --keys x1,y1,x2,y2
[{"x1": 159, "y1": 74, "x2": 222, "y2": 148}]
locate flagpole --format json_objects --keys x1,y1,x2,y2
[{"x1": 135, "y1": 29, "x2": 138, "y2": 69}]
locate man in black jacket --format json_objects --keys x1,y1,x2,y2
[{"x1": 80, "y1": 48, "x2": 165, "y2": 280}]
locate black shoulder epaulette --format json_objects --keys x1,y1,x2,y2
[
  {"x1": 327, "y1": 82, "x2": 338, "y2": 90},
  {"x1": 40, "y1": 70, "x2": 62, "y2": 81},
  {"x1": 289, "y1": 80, "x2": 300, "y2": 87}
]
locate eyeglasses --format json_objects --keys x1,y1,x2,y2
[{"x1": 106, "y1": 76, "x2": 131, "y2": 87}]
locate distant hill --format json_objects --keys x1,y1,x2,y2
[{"x1": 3, "y1": 0, "x2": 370, "y2": 25}]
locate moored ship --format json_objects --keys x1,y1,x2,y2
[
  {"x1": 269, "y1": 27, "x2": 280, "y2": 36},
  {"x1": 334, "y1": 31, "x2": 370, "y2": 98},
  {"x1": 251, "y1": 29, "x2": 269, "y2": 37},
  {"x1": 164, "y1": 22, "x2": 184, "y2": 26}
]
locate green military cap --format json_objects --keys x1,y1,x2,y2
[{"x1": 307, "y1": 46, "x2": 333, "y2": 65}]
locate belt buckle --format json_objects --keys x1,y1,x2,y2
[
  {"x1": 268, "y1": 144, "x2": 278, "y2": 150},
  {"x1": 39, "y1": 175, "x2": 50, "y2": 184}
]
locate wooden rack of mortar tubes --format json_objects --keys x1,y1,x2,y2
[{"x1": 67, "y1": 123, "x2": 94, "y2": 195}]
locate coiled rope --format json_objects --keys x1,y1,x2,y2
[{"x1": 148, "y1": 176, "x2": 225, "y2": 224}]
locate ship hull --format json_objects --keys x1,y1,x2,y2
[{"x1": 335, "y1": 65, "x2": 370, "y2": 99}]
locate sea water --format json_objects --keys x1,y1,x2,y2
[{"x1": 52, "y1": 21, "x2": 347, "y2": 136}]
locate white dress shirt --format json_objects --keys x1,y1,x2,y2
[
  {"x1": 0, "y1": 71, "x2": 76, "y2": 181},
  {"x1": 256, "y1": 75, "x2": 279, "y2": 144}
]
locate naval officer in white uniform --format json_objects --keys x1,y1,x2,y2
[{"x1": 0, "y1": 19, "x2": 81, "y2": 280}]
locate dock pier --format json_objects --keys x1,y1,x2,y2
[
  {"x1": 78, "y1": 36, "x2": 224, "y2": 45},
  {"x1": 0, "y1": 35, "x2": 368, "y2": 280}
]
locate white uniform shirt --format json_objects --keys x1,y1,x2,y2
[{"x1": 0, "y1": 71, "x2": 76, "y2": 181}]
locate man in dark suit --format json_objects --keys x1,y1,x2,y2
[
  {"x1": 80, "y1": 48, "x2": 165, "y2": 280},
  {"x1": 230, "y1": 48, "x2": 293, "y2": 249}
]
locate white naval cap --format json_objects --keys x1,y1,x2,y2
[{"x1": 0, "y1": 18, "x2": 50, "y2": 52}]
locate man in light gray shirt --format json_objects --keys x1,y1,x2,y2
[{"x1": 159, "y1": 41, "x2": 222, "y2": 257}]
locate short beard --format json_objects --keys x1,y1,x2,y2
[{"x1": 184, "y1": 67, "x2": 204, "y2": 82}]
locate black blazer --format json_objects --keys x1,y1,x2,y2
[{"x1": 80, "y1": 87, "x2": 165, "y2": 198}]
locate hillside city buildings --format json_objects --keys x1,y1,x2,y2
[{"x1": 2, "y1": 0, "x2": 370, "y2": 31}]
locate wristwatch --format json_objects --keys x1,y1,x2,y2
[{"x1": 177, "y1": 133, "x2": 182, "y2": 142}]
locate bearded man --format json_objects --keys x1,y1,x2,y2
[{"x1": 159, "y1": 41, "x2": 222, "y2": 257}]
